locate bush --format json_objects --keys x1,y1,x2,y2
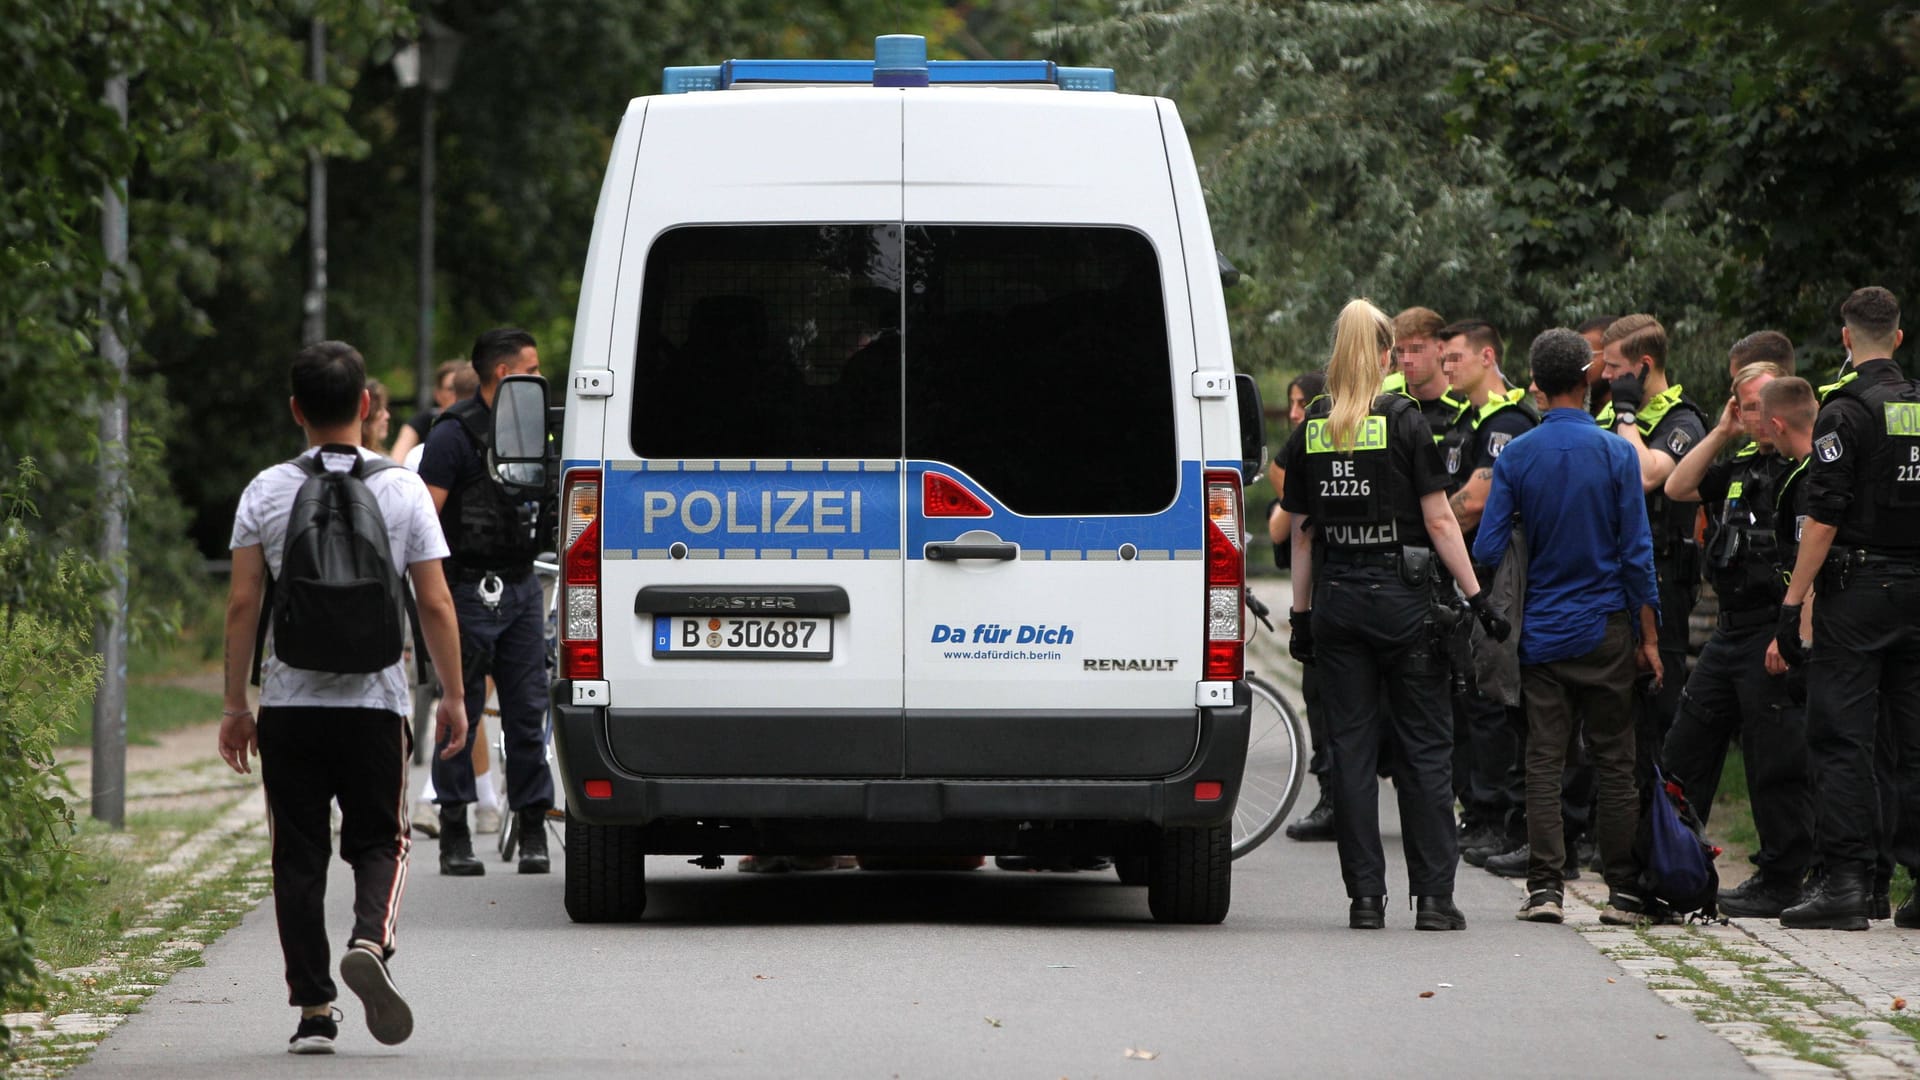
[{"x1": 0, "y1": 461, "x2": 100, "y2": 1051}]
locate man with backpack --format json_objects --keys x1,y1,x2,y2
[
  {"x1": 418, "y1": 327, "x2": 554, "y2": 875},
  {"x1": 219, "y1": 341, "x2": 468, "y2": 1054}
]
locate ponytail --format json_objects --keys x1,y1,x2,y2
[{"x1": 1325, "y1": 299, "x2": 1393, "y2": 452}]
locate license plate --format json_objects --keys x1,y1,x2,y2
[{"x1": 652, "y1": 615, "x2": 833, "y2": 660}]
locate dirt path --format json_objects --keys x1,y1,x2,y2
[{"x1": 59, "y1": 669, "x2": 241, "y2": 814}]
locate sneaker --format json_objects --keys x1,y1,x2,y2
[
  {"x1": 1485, "y1": 843, "x2": 1579, "y2": 881},
  {"x1": 1517, "y1": 890, "x2": 1563, "y2": 923},
  {"x1": 785, "y1": 855, "x2": 836, "y2": 872},
  {"x1": 1457, "y1": 821, "x2": 1504, "y2": 861},
  {"x1": 288, "y1": 1009, "x2": 339, "y2": 1055},
  {"x1": 737, "y1": 855, "x2": 792, "y2": 873},
  {"x1": 410, "y1": 798, "x2": 439, "y2": 838},
  {"x1": 340, "y1": 942, "x2": 414, "y2": 1046},
  {"x1": 474, "y1": 803, "x2": 503, "y2": 835},
  {"x1": 1600, "y1": 892, "x2": 1652, "y2": 927}
]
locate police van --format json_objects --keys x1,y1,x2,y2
[{"x1": 497, "y1": 35, "x2": 1263, "y2": 924}]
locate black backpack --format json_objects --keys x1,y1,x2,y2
[{"x1": 251, "y1": 448, "x2": 419, "y2": 680}]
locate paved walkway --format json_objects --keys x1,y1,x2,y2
[{"x1": 1248, "y1": 576, "x2": 1920, "y2": 1079}]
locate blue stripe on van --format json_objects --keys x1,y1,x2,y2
[{"x1": 591, "y1": 459, "x2": 1213, "y2": 561}]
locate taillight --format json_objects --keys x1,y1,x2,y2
[
  {"x1": 1203, "y1": 470, "x2": 1244, "y2": 681},
  {"x1": 561, "y1": 469, "x2": 602, "y2": 680},
  {"x1": 923, "y1": 472, "x2": 991, "y2": 517}
]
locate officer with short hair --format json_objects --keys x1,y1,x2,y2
[
  {"x1": 419, "y1": 327, "x2": 555, "y2": 876},
  {"x1": 1388, "y1": 307, "x2": 1474, "y2": 493},
  {"x1": 1778, "y1": 287, "x2": 1920, "y2": 930},
  {"x1": 1660, "y1": 359, "x2": 1813, "y2": 917},
  {"x1": 1598, "y1": 315, "x2": 1709, "y2": 771},
  {"x1": 1437, "y1": 319, "x2": 1537, "y2": 866},
  {"x1": 1280, "y1": 299, "x2": 1507, "y2": 931}
]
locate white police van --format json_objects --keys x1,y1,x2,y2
[{"x1": 519, "y1": 35, "x2": 1261, "y2": 924}]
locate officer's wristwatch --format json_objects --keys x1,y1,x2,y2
[{"x1": 1614, "y1": 410, "x2": 1637, "y2": 428}]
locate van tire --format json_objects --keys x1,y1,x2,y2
[
  {"x1": 564, "y1": 816, "x2": 647, "y2": 923},
  {"x1": 1114, "y1": 855, "x2": 1150, "y2": 886},
  {"x1": 1147, "y1": 825, "x2": 1229, "y2": 924}
]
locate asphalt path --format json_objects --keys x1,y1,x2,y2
[{"x1": 73, "y1": 788, "x2": 1755, "y2": 1079}]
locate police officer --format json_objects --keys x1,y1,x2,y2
[
  {"x1": 1597, "y1": 315, "x2": 1709, "y2": 772},
  {"x1": 1388, "y1": 307, "x2": 1475, "y2": 492},
  {"x1": 1279, "y1": 299, "x2": 1508, "y2": 931},
  {"x1": 1660, "y1": 360, "x2": 1814, "y2": 918},
  {"x1": 1267, "y1": 372, "x2": 1339, "y2": 843},
  {"x1": 1778, "y1": 287, "x2": 1920, "y2": 930},
  {"x1": 418, "y1": 327, "x2": 556, "y2": 876}
]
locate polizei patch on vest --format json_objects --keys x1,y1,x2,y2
[
  {"x1": 1815, "y1": 432, "x2": 1843, "y2": 463},
  {"x1": 1666, "y1": 428, "x2": 1694, "y2": 455},
  {"x1": 1487, "y1": 432, "x2": 1514, "y2": 458}
]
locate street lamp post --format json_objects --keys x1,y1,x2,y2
[{"x1": 392, "y1": 18, "x2": 463, "y2": 409}]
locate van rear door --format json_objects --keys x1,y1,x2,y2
[
  {"x1": 594, "y1": 92, "x2": 907, "y2": 777},
  {"x1": 900, "y1": 92, "x2": 1204, "y2": 778}
]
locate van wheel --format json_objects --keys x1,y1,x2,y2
[
  {"x1": 564, "y1": 815, "x2": 647, "y2": 923},
  {"x1": 1147, "y1": 825, "x2": 1230, "y2": 924},
  {"x1": 1114, "y1": 855, "x2": 1149, "y2": 885}
]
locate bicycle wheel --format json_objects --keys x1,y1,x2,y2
[{"x1": 1231, "y1": 674, "x2": 1307, "y2": 860}]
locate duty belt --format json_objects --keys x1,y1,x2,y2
[
  {"x1": 1322, "y1": 549, "x2": 1400, "y2": 570},
  {"x1": 1716, "y1": 606, "x2": 1778, "y2": 633},
  {"x1": 449, "y1": 563, "x2": 533, "y2": 584}
]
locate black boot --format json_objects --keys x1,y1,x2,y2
[
  {"x1": 1285, "y1": 783, "x2": 1336, "y2": 842},
  {"x1": 1780, "y1": 863, "x2": 1868, "y2": 930},
  {"x1": 1349, "y1": 896, "x2": 1385, "y2": 930},
  {"x1": 1415, "y1": 894, "x2": 1466, "y2": 931},
  {"x1": 438, "y1": 804, "x2": 485, "y2": 877},
  {"x1": 516, "y1": 807, "x2": 551, "y2": 874},
  {"x1": 1870, "y1": 873, "x2": 1892, "y2": 921},
  {"x1": 1716, "y1": 874, "x2": 1804, "y2": 919},
  {"x1": 1896, "y1": 886, "x2": 1920, "y2": 930}
]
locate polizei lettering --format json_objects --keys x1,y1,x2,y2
[
  {"x1": 1322, "y1": 522, "x2": 1399, "y2": 546},
  {"x1": 930, "y1": 623, "x2": 1075, "y2": 645},
  {"x1": 641, "y1": 489, "x2": 863, "y2": 535},
  {"x1": 1083, "y1": 658, "x2": 1178, "y2": 672}
]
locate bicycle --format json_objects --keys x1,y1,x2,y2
[{"x1": 1231, "y1": 593, "x2": 1308, "y2": 860}]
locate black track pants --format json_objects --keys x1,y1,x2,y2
[{"x1": 258, "y1": 706, "x2": 412, "y2": 1008}]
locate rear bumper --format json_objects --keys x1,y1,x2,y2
[{"x1": 551, "y1": 681, "x2": 1249, "y2": 833}]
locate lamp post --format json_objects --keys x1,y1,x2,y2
[{"x1": 393, "y1": 17, "x2": 463, "y2": 408}]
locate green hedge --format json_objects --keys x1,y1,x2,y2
[{"x1": 1, "y1": 462, "x2": 99, "y2": 1051}]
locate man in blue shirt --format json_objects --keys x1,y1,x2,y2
[{"x1": 1473, "y1": 327, "x2": 1662, "y2": 925}]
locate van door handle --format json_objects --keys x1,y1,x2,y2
[{"x1": 925, "y1": 542, "x2": 1018, "y2": 562}]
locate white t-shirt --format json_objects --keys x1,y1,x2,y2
[{"x1": 230, "y1": 446, "x2": 449, "y2": 713}]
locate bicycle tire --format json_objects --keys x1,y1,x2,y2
[{"x1": 1231, "y1": 674, "x2": 1307, "y2": 860}]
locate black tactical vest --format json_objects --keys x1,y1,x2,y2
[
  {"x1": 1302, "y1": 394, "x2": 1426, "y2": 552},
  {"x1": 1704, "y1": 446, "x2": 1787, "y2": 612},
  {"x1": 433, "y1": 396, "x2": 542, "y2": 575},
  {"x1": 1824, "y1": 370, "x2": 1920, "y2": 550}
]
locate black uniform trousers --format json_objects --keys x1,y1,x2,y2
[
  {"x1": 1635, "y1": 557, "x2": 1694, "y2": 786},
  {"x1": 431, "y1": 572, "x2": 555, "y2": 812},
  {"x1": 258, "y1": 706, "x2": 412, "y2": 1008},
  {"x1": 1452, "y1": 687, "x2": 1522, "y2": 830},
  {"x1": 1313, "y1": 564, "x2": 1457, "y2": 898},
  {"x1": 1302, "y1": 665, "x2": 1330, "y2": 779},
  {"x1": 1659, "y1": 614, "x2": 1814, "y2": 882},
  {"x1": 1806, "y1": 567, "x2": 1920, "y2": 872}
]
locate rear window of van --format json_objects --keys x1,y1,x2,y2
[{"x1": 632, "y1": 224, "x2": 1176, "y2": 516}]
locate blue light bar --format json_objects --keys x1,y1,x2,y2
[{"x1": 660, "y1": 34, "x2": 1115, "y2": 94}]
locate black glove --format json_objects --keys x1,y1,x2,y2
[
  {"x1": 1288, "y1": 609, "x2": 1315, "y2": 666},
  {"x1": 1785, "y1": 666, "x2": 1808, "y2": 707},
  {"x1": 1776, "y1": 602, "x2": 1808, "y2": 668},
  {"x1": 1465, "y1": 589, "x2": 1511, "y2": 643},
  {"x1": 1609, "y1": 363, "x2": 1647, "y2": 414}
]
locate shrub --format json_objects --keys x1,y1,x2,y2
[{"x1": 0, "y1": 461, "x2": 100, "y2": 1051}]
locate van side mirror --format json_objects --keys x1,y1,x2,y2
[
  {"x1": 1234, "y1": 373, "x2": 1267, "y2": 485},
  {"x1": 492, "y1": 374, "x2": 551, "y2": 491},
  {"x1": 1216, "y1": 250, "x2": 1243, "y2": 289}
]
